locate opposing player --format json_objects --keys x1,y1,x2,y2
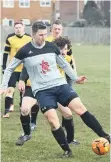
[{"x1": 2, "y1": 20, "x2": 31, "y2": 118}]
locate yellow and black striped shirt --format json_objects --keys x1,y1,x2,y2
[{"x1": 4, "y1": 33, "x2": 32, "y2": 72}]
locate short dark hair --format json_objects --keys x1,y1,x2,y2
[
  {"x1": 32, "y1": 21, "x2": 47, "y2": 33},
  {"x1": 52, "y1": 19, "x2": 63, "y2": 26}
]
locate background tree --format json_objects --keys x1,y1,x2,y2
[{"x1": 82, "y1": 0, "x2": 105, "y2": 26}]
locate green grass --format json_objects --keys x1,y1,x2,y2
[{"x1": 1, "y1": 45, "x2": 110, "y2": 162}]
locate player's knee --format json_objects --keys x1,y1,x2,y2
[
  {"x1": 20, "y1": 107, "x2": 30, "y2": 116},
  {"x1": 68, "y1": 98, "x2": 87, "y2": 116},
  {"x1": 62, "y1": 110, "x2": 72, "y2": 119},
  {"x1": 48, "y1": 117, "x2": 60, "y2": 130},
  {"x1": 63, "y1": 114, "x2": 73, "y2": 119},
  {"x1": 6, "y1": 87, "x2": 15, "y2": 97},
  {"x1": 75, "y1": 104, "x2": 87, "y2": 116}
]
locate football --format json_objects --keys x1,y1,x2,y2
[{"x1": 92, "y1": 137, "x2": 110, "y2": 155}]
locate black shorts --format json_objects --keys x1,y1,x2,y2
[
  {"x1": 35, "y1": 84, "x2": 78, "y2": 114},
  {"x1": 8, "y1": 72, "x2": 20, "y2": 87},
  {"x1": 23, "y1": 86, "x2": 35, "y2": 99}
]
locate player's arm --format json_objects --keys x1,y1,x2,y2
[
  {"x1": 0, "y1": 48, "x2": 25, "y2": 92},
  {"x1": 2, "y1": 36, "x2": 11, "y2": 74},
  {"x1": 19, "y1": 66, "x2": 29, "y2": 82},
  {"x1": 18, "y1": 67, "x2": 29, "y2": 92}
]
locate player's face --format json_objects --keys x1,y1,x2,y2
[
  {"x1": 60, "y1": 44, "x2": 68, "y2": 57},
  {"x1": 14, "y1": 24, "x2": 25, "y2": 36},
  {"x1": 52, "y1": 24, "x2": 63, "y2": 39},
  {"x1": 33, "y1": 29, "x2": 47, "y2": 46}
]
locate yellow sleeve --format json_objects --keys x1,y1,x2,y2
[
  {"x1": 57, "y1": 65, "x2": 65, "y2": 77},
  {"x1": 65, "y1": 55, "x2": 72, "y2": 63}
]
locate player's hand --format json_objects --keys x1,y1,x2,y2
[
  {"x1": 18, "y1": 80, "x2": 25, "y2": 94},
  {"x1": 76, "y1": 76, "x2": 88, "y2": 84}
]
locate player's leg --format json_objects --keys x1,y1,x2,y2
[
  {"x1": 61, "y1": 74, "x2": 71, "y2": 126},
  {"x1": 20, "y1": 96, "x2": 36, "y2": 134},
  {"x1": 16, "y1": 72, "x2": 23, "y2": 108},
  {"x1": 59, "y1": 84, "x2": 110, "y2": 143},
  {"x1": 16, "y1": 87, "x2": 37, "y2": 146},
  {"x1": 3, "y1": 72, "x2": 18, "y2": 118},
  {"x1": 68, "y1": 97, "x2": 110, "y2": 142},
  {"x1": 23, "y1": 86, "x2": 39, "y2": 131},
  {"x1": 61, "y1": 75, "x2": 80, "y2": 145},
  {"x1": 16, "y1": 96, "x2": 36, "y2": 146},
  {"x1": 30, "y1": 104, "x2": 39, "y2": 131},
  {"x1": 58, "y1": 103, "x2": 80, "y2": 145},
  {"x1": 35, "y1": 88, "x2": 72, "y2": 157},
  {"x1": 19, "y1": 91, "x2": 23, "y2": 108},
  {"x1": 44, "y1": 109, "x2": 72, "y2": 157}
]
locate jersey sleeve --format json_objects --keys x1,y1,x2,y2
[
  {"x1": 4, "y1": 36, "x2": 11, "y2": 55},
  {"x1": 2, "y1": 54, "x2": 8, "y2": 70},
  {"x1": 19, "y1": 66, "x2": 29, "y2": 82},
  {"x1": 2, "y1": 35, "x2": 11, "y2": 69}
]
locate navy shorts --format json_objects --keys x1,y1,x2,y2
[
  {"x1": 35, "y1": 84, "x2": 78, "y2": 113},
  {"x1": 8, "y1": 72, "x2": 20, "y2": 87}
]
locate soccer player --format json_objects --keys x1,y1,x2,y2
[
  {"x1": 2, "y1": 20, "x2": 38, "y2": 124},
  {"x1": 0, "y1": 21, "x2": 110, "y2": 157},
  {"x1": 16, "y1": 36, "x2": 79, "y2": 146},
  {"x1": 18, "y1": 19, "x2": 79, "y2": 145},
  {"x1": 2, "y1": 20, "x2": 32, "y2": 118}
]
